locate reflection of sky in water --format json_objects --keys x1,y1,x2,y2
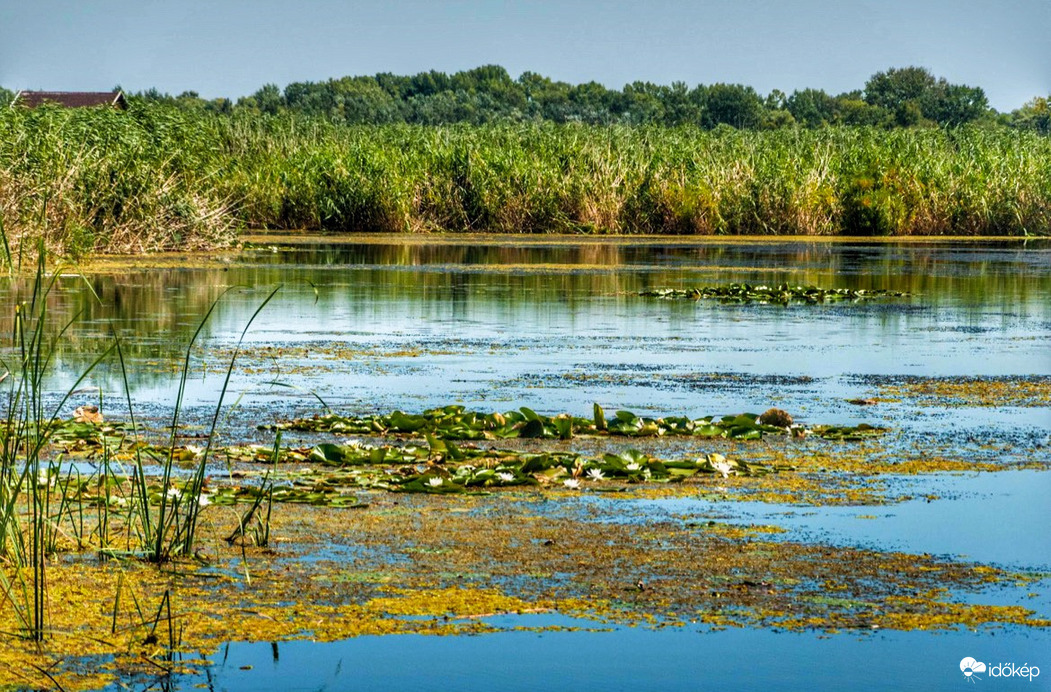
[{"x1": 161, "y1": 620, "x2": 1047, "y2": 692}]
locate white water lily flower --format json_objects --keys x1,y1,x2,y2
[
  {"x1": 496, "y1": 471, "x2": 515, "y2": 483},
  {"x1": 586, "y1": 468, "x2": 605, "y2": 481},
  {"x1": 712, "y1": 460, "x2": 734, "y2": 479},
  {"x1": 185, "y1": 444, "x2": 205, "y2": 458},
  {"x1": 427, "y1": 477, "x2": 444, "y2": 487},
  {"x1": 166, "y1": 487, "x2": 183, "y2": 500},
  {"x1": 197, "y1": 493, "x2": 212, "y2": 507},
  {"x1": 563, "y1": 478, "x2": 581, "y2": 490},
  {"x1": 625, "y1": 462, "x2": 641, "y2": 472}
]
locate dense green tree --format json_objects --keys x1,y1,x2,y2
[
  {"x1": 249, "y1": 84, "x2": 284, "y2": 115},
  {"x1": 616, "y1": 81, "x2": 666, "y2": 124},
  {"x1": 922, "y1": 83, "x2": 989, "y2": 126},
  {"x1": 865, "y1": 66, "x2": 988, "y2": 126},
  {"x1": 661, "y1": 81, "x2": 702, "y2": 125},
  {"x1": 864, "y1": 67, "x2": 936, "y2": 111},
  {"x1": 1012, "y1": 96, "x2": 1051, "y2": 134},
  {"x1": 835, "y1": 95, "x2": 891, "y2": 127},
  {"x1": 787, "y1": 88, "x2": 838, "y2": 127},
  {"x1": 704, "y1": 83, "x2": 764, "y2": 129},
  {"x1": 407, "y1": 70, "x2": 453, "y2": 98}
]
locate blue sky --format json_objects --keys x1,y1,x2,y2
[{"x1": 1, "y1": 0, "x2": 1047, "y2": 111}]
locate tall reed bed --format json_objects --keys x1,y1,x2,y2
[
  {"x1": 2, "y1": 104, "x2": 1049, "y2": 257},
  {"x1": 0, "y1": 105, "x2": 236, "y2": 259}
]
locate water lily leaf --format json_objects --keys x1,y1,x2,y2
[
  {"x1": 388, "y1": 411, "x2": 426, "y2": 432},
  {"x1": 310, "y1": 443, "x2": 348, "y2": 464},
  {"x1": 552, "y1": 416, "x2": 574, "y2": 440}
]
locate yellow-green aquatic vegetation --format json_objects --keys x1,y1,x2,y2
[
  {"x1": 878, "y1": 375, "x2": 1051, "y2": 407},
  {"x1": 1, "y1": 494, "x2": 1047, "y2": 691}
]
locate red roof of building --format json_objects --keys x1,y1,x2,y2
[{"x1": 12, "y1": 91, "x2": 128, "y2": 109}]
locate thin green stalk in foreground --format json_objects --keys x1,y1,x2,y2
[{"x1": 144, "y1": 285, "x2": 280, "y2": 563}]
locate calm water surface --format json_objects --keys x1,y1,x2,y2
[{"x1": 25, "y1": 238, "x2": 1051, "y2": 425}]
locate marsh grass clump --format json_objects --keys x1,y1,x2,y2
[
  {"x1": 222, "y1": 123, "x2": 1051, "y2": 237},
  {"x1": 0, "y1": 104, "x2": 236, "y2": 260},
  {"x1": 0, "y1": 255, "x2": 277, "y2": 652}
]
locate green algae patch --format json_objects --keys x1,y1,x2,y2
[
  {"x1": 0, "y1": 534, "x2": 600, "y2": 690},
  {"x1": 877, "y1": 376, "x2": 1051, "y2": 408}
]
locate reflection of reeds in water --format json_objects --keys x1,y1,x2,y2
[{"x1": 0, "y1": 239, "x2": 1047, "y2": 396}]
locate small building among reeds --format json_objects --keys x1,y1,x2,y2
[{"x1": 11, "y1": 90, "x2": 128, "y2": 109}]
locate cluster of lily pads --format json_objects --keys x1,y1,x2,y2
[
  {"x1": 223, "y1": 442, "x2": 780, "y2": 495},
  {"x1": 638, "y1": 283, "x2": 909, "y2": 304},
  {"x1": 55, "y1": 473, "x2": 367, "y2": 509},
  {"x1": 15, "y1": 405, "x2": 886, "y2": 503},
  {"x1": 39, "y1": 434, "x2": 779, "y2": 504},
  {"x1": 263, "y1": 404, "x2": 887, "y2": 442}
]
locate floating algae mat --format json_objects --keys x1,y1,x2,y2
[
  {"x1": 638, "y1": 282, "x2": 910, "y2": 304},
  {"x1": 1, "y1": 490, "x2": 1049, "y2": 691},
  {"x1": 869, "y1": 374, "x2": 1051, "y2": 408}
]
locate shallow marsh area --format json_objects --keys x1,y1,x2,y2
[{"x1": 0, "y1": 236, "x2": 1048, "y2": 691}]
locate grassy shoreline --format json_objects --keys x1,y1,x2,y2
[{"x1": 2, "y1": 104, "x2": 1049, "y2": 259}]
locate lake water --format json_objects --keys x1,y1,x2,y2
[
  {"x1": 5, "y1": 236, "x2": 1049, "y2": 691},
  {"x1": 31, "y1": 237, "x2": 1051, "y2": 429}
]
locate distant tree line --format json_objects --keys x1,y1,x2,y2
[
  {"x1": 3, "y1": 67, "x2": 1048, "y2": 132},
  {"x1": 133, "y1": 65, "x2": 1049, "y2": 132}
]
